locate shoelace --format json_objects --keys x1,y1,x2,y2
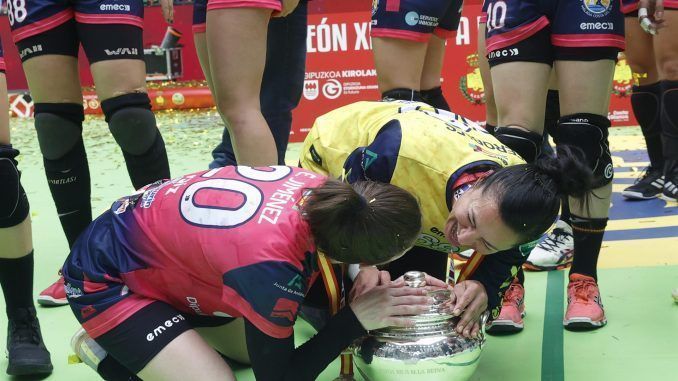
[
  {"x1": 570, "y1": 279, "x2": 597, "y2": 303},
  {"x1": 540, "y1": 228, "x2": 569, "y2": 251},
  {"x1": 634, "y1": 166, "x2": 661, "y2": 185},
  {"x1": 503, "y1": 284, "x2": 523, "y2": 305},
  {"x1": 10, "y1": 316, "x2": 42, "y2": 345}
]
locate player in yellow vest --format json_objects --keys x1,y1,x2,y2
[{"x1": 300, "y1": 100, "x2": 595, "y2": 337}]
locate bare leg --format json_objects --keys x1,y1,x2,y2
[
  {"x1": 206, "y1": 7, "x2": 277, "y2": 166},
  {"x1": 491, "y1": 62, "x2": 551, "y2": 133},
  {"x1": 477, "y1": 24, "x2": 497, "y2": 126},
  {"x1": 371, "y1": 37, "x2": 428, "y2": 94},
  {"x1": 138, "y1": 330, "x2": 236, "y2": 381}
]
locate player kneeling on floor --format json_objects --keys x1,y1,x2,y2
[{"x1": 64, "y1": 165, "x2": 444, "y2": 381}]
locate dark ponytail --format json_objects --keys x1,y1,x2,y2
[
  {"x1": 478, "y1": 145, "x2": 594, "y2": 242},
  {"x1": 302, "y1": 179, "x2": 422, "y2": 265}
]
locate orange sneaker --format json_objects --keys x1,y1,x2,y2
[
  {"x1": 486, "y1": 280, "x2": 525, "y2": 334},
  {"x1": 37, "y1": 274, "x2": 68, "y2": 307},
  {"x1": 564, "y1": 274, "x2": 607, "y2": 329}
]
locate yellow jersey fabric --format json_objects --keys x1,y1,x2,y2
[{"x1": 300, "y1": 100, "x2": 525, "y2": 255}]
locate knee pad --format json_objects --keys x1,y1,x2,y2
[
  {"x1": 0, "y1": 145, "x2": 29, "y2": 227},
  {"x1": 34, "y1": 103, "x2": 85, "y2": 160},
  {"x1": 552, "y1": 113, "x2": 613, "y2": 188},
  {"x1": 101, "y1": 93, "x2": 159, "y2": 155},
  {"x1": 493, "y1": 126, "x2": 543, "y2": 163},
  {"x1": 381, "y1": 88, "x2": 424, "y2": 103}
]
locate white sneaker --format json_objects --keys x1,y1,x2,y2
[
  {"x1": 524, "y1": 220, "x2": 574, "y2": 271},
  {"x1": 70, "y1": 328, "x2": 107, "y2": 371},
  {"x1": 672, "y1": 288, "x2": 678, "y2": 303}
]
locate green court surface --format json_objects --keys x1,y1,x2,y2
[{"x1": 1, "y1": 111, "x2": 677, "y2": 380}]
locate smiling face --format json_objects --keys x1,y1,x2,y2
[{"x1": 444, "y1": 187, "x2": 522, "y2": 255}]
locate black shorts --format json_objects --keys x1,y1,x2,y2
[
  {"x1": 93, "y1": 301, "x2": 235, "y2": 374},
  {"x1": 14, "y1": 19, "x2": 143, "y2": 63}
]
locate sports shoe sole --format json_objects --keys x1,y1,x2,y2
[
  {"x1": 660, "y1": 194, "x2": 678, "y2": 202},
  {"x1": 486, "y1": 320, "x2": 524, "y2": 334},
  {"x1": 6, "y1": 358, "x2": 53, "y2": 376},
  {"x1": 523, "y1": 261, "x2": 572, "y2": 272},
  {"x1": 672, "y1": 289, "x2": 678, "y2": 303},
  {"x1": 621, "y1": 190, "x2": 660, "y2": 200},
  {"x1": 563, "y1": 317, "x2": 607, "y2": 330},
  {"x1": 36, "y1": 295, "x2": 69, "y2": 307}
]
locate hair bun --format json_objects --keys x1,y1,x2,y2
[{"x1": 533, "y1": 145, "x2": 594, "y2": 198}]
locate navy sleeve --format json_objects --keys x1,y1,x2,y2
[
  {"x1": 342, "y1": 119, "x2": 403, "y2": 184},
  {"x1": 245, "y1": 306, "x2": 366, "y2": 381},
  {"x1": 466, "y1": 247, "x2": 527, "y2": 318}
]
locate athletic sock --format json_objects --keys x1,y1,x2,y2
[
  {"x1": 381, "y1": 88, "x2": 424, "y2": 102},
  {"x1": 632, "y1": 82, "x2": 664, "y2": 170},
  {"x1": 660, "y1": 80, "x2": 678, "y2": 177},
  {"x1": 515, "y1": 268, "x2": 525, "y2": 285},
  {"x1": 43, "y1": 138, "x2": 92, "y2": 248},
  {"x1": 421, "y1": 86, "x2": 450, "y2": 111},
  {"x1": 560, "y1": 196, "x2": 571, "y2": 224},
  {"x1": 0, "y1": 251, "x2": 35, "y2": 314},
  {"x1": 569, "y1": 215, "x2": 608, "y2": 280},
  {"x1": 121, "y1": 132, "x2": 171, "y2": 190}
]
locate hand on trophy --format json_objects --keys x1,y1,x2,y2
[
  {"x1": 349, "y1": 279, "x2": 434, "y2": 331},
  {"x1": 447, "y1": 280, "x2": 488, "y2": 339}
]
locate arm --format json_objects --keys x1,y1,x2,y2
[
  {"x1": 246, "y1": 306, "x2": 365, "y2": 381},
  {"x1": 461, "y1": 246, "x2": 528, "y2": 316},
  {"x1": 246, "y1": 281, "x2": 432, "y2": 381}
]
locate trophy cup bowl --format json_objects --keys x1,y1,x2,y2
[{"x1": 352, "y1": 271, "x2": 486, "y2": 381}]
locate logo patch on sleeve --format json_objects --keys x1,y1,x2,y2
[{"x1": 270, "y1": 298, "x2": 300, "y2": 323}]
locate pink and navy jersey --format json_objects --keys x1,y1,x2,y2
[
  {"x1": 8, "y1": 0, "x2": 144, "y2": 43},
  {"x1": 371, "y1": 0, "x2": 463, "y2": 42},
  {"x1": 484, "y1": 0, "x2": 625, "y2": 53},
  {"x1": 64, "y1": 166, "x2": 327, "y2": 339}
]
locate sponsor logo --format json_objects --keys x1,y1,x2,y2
[
  {"x1": 48, "y1": 176, "x2": 77, "y2": 185},
  {"x1": 146, "y1": 314, "x2": 186, "y2": 341},
  {"x1": 469, "y1": 142, "x2": 510, "y2": 165},
  {"x1": 270, "y1": 298, "x2": 299, "y2": 322},
  {"x1": 580, "y1": 22, "x2": 614, "y2": 30},
  {"x1": 80, "y1": 305, "x2": 97, "y2": 319},
  {"x1": 104, "y1": 47, "x2": 138, "y2": 56},
  {"x1": 303, "y1": 80, "x2": 319, "y2": 100},
  {"x1": 274, "y1": 274, "x2": 306, "y2": 298},
  {"x1": 141, "y1": 186, "x2": 161, "y2": 208},
  {"x1": 186, "y1": 296, "x2": 205, "y2": 315},
  {"x1": 404, "y1": 11, "x2": 438, "y2": 27},
  {"x1": 65, "y1": 283, "x2": 83, "y2": 298},
  {"x1": 322, "y1": 79, "x2": 342, "y2": 99},
  {"x1": 19, "y1": 44, "x2": 43, "y2": 59},
  {"x1": 100, "y1": 3, "x2": 131, "y2": 12},
  {"x1": 581, "y1": 0, "x2": 611, "y2": 17},
  {"x1": 416, "y1": 233, "x2": 456, "y2": 253},
  {"x1": 430, "y1": 227, "x2": 446, "y2": 238},
  {"x1": 487, "y1": 48, "x2": 519, "y2": 59},
  {"x1": 405, "y1": 11, "x2": 419, "y2": 26},
  {"x1": 604, "y1": 163, "x2": 613, "y2": 179}
]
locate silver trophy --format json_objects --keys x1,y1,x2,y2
[{"x1": 352, "y1": 271, "x2": 487, "y2": 381}]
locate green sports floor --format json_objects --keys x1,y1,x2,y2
[{"x1": 1, "y1": 110, "x2": 677, "y2": 381}]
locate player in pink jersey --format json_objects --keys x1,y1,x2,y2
[{"x1": 63, "y1": 165, "x2": 440, "y2": 380}]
